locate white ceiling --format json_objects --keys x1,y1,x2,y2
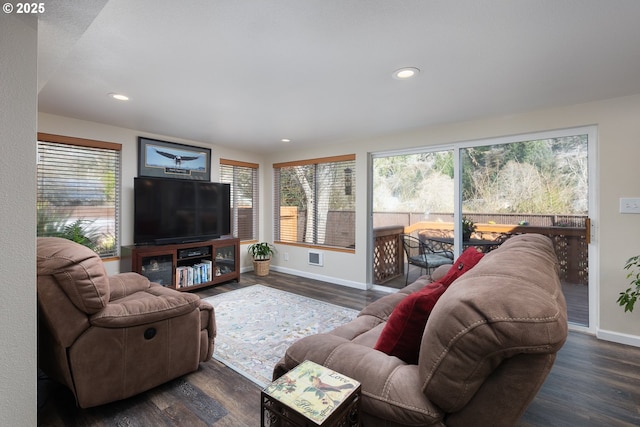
[{"x1": 37, "y1": 0, "x2": 640, "y2": 153}]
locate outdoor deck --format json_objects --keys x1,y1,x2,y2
[{"x1": 374, "y1": 220, "x2": 590, "y2": 327}]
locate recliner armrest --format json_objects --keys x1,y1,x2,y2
[
  {"x1": 197, "y1": 300, "x2": 216, "y2": 361},
  {"x1": 91, "y1": 286, "x2": 201, "y2": 328},
  {"x1": 108, "y1": 272, "x2": 151, "y2": 300}
]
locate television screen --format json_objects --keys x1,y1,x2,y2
[{"x1": 134, "y1": 177, "x2": 231, "y2": 245}]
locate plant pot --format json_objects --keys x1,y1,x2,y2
[{"x1": 253, "y1": 259, "x2": 271, "y2": 276}]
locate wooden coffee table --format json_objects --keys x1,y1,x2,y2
[{"x1": 261, "y1": 360, "x2": 361, "y2": 426}]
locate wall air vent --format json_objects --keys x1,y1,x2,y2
[{"x1": 308, "y1": 250, "x2": 323, "y2": 266}]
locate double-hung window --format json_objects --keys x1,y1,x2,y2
[
  {"x1": 274, "y1": 154, "x2": 356, "y2": 250},
  {"x1": 37, "y1": 133, "x2": 121, "y2": 258},
  {"x1": 220, "y1": 159, "x2": 259, "y2": 241}
]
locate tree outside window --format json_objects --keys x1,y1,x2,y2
[{"x1": 274, "y1": 155, "x2": 356, "y2": 249}]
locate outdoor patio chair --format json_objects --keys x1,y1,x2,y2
[{"x1": 400, "y1": 234, "x2": 454, "y2": 285}]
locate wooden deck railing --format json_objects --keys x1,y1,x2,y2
[
  {"x1": 373, "y1": 221, "x2": 589, "y2": 285},
  {"x1": 372, "y1": 225, "x2": 405, "y2": 284}
]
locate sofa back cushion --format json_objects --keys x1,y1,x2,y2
[
  {"x1": 37, "y1": 237, "x2": 110, "y2": 314},
  {"x1": 419, "y1": 234, "x2": 568, "y2": 412}
]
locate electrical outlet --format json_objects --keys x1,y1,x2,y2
[
  {"x1": 284, "y1": 252, "x2": 289, "y2": 261},
  {"x1": 620, "y1": 197, "x2": 640, "y2": 214}
]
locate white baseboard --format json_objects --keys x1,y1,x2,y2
[
  {"x1": 242, "y1": 265, "x2": 398, "y2": 293},
  {"x1": 596, "y1": 329, "x2": 640, "y2": 347},
  {"x1": 269, "y1": 265, "x2": 368, "y2": 290}
]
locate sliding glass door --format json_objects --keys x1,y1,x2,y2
[
  {"x1": 370, "y1": 127, "x2": 594, "y2": 327},
  {"x1": 460, "y1": 133, "x2": 590, "y2": 326}
]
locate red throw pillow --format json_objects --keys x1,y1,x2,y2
[{"x1": 373, "y1": 248, "x2": 484, "y2": 364}]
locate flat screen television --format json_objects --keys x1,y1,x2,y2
[{"x1": 134, "y1": 176, "x2": 231, "y2": 245}]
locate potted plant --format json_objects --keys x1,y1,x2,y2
[
  {"x1": 617, "y1": 255, "x2": 640, "y2": 312},
  {"x1": 462, "y1": 217, "x2": 476, "y2": 241},
  {"x1": 247, "y1": 242, "x2": 276, "y2": 276}
]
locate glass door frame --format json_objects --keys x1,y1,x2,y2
[{"x1": 368, "y1": 125, "x2": 597, "y2": 333}]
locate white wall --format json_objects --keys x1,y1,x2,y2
[
  {"x1": 39, "y1": 94, "x2": 640, "y2": 346},
  {"x1": 0, "y1": 13, "x2": 38, "y2": 427}
]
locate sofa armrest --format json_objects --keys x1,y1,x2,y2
[
  {"x1": 91, "y1": 287, "x2": 201, "y2": 328},
  {"x1": 358, "y1": 293, "x2": 406, "y2": 321},
  {"x1": 274, "y1": 333, "x2": 346, "y2": 378},
  {"x1": 275, "y1": 334, "x2": 444, "y2": 426},
  {"x1": 108, "y1": 272, "x2": 151, "y2": 301}
]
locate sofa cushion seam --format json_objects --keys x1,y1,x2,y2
[{"x1": 361, "y1": 389, "x2": 442, "y2": 417}]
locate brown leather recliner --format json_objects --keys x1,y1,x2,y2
[{"x1": 37, "y1": 237, "x2": 216, "y2": 408}]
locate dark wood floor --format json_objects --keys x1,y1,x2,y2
[{"x1": 38, "y1": 271, "x2": 640, "y2": 427}]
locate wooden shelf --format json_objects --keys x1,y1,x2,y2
[{"x1": 121, "y1": 237, "x2": 240, "y2": 291}]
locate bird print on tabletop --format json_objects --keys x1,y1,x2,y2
[{"x1": 306, "y1": 375, "x2": 355, "y2": 406}]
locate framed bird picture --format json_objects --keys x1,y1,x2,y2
[{"x1": 138, "y1": 137, "x2": 211, "y2": 181}]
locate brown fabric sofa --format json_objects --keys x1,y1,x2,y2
[
  {"x1": 37, "y1": 237, "x2": 216, "y2": 408},
  {"x1": 274, "y1": 233, "x2": 568, "y2": 427}
]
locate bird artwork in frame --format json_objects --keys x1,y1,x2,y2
[{"x1": 138, "y1": 136, "x2": 211, "y2": 181}]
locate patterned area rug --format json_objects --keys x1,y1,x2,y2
[{"x1": 202, "y1": 285, "x2": 359, "y2": 387}]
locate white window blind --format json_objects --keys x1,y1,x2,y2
[
  {"x1": 220, "y1": 159, "x2": 259, "y2": 241},
  {"x1": 37, "y1": 134, "x2": 121, "y2": 258},
  {"x1": 274, "y1": 154, "x2": 355, "y2": 250}
]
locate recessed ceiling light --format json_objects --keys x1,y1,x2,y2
[
  {"x1": 392, "y1": 67, "x2": 420, "y2": 80},
  {"x1": 281, "y1": 138, "x2": 291, "y2": 143},
  {"x1": 109, "y1": 93, "x2": 129, "y2": 101}
]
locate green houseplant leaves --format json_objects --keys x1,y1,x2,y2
[
  {"x1": 618, "y1": 255, "x2": 640, "y2": 313},
  {"x1": 247, "y1": 242, "x2": 275, "y2": 261}
]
